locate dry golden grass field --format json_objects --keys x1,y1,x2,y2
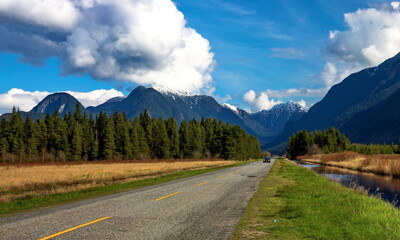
[
  {"x1": 298, "y1": 151, "x2": 400, "y2": 176},
  {"x1": 0, "y1": 160, "x2": 235, "y2": 203}
]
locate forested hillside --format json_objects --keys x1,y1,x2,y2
[{"x1": 0, "y1": 106, "x2": 260, "y2": 162}]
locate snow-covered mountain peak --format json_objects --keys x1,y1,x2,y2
[
  {"x1": 152, "y1": 85, "x2": 189, "y2": 96},
  {"x1": 270, "y1": 101, "x2": 308, "y2": 113},
  {"x1": 221, "y1": 103, "x2": 239, "y2": 114}
]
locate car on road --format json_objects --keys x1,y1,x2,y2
[{"x1": 263, "y1": 157, "x2": 271, "y2": 163}]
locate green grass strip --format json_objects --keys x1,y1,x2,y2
[
  {"x1": 232, "y1": 158, "x2": 400, "y2": 240},
  {"x1": 0, "y1": 161, "x2": 250, "y2": 217}
]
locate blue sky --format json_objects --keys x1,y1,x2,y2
[{"x1": 0, "y1": 0, "x2": 399, "y2": 113}]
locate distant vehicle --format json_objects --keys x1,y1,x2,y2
[{"x1": 263, "y1": 157, "x2": 271, "y2": 163}]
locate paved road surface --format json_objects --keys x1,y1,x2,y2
[{"x1": 0, "y1": 159, "x2": 275, "y2": 240}]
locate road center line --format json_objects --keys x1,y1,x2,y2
[
  {"x1": 155, "y1": 192, "x2": 180, "y2": 201},
  {"x1": 216, "y1": 176, "x2": 224, "y2": 179},
  {"x1": 197, "y1": 181, "x2": 208, "y2": 186},
  {"x1": 37, "y1": 216, "x2": 111, "y2": 240}
]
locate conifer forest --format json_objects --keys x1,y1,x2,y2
[{"x1": 0, "y1": 106, "x2": 261, "y2": 162}]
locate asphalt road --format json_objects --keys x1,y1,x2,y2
[{"x1": 0, "y1": 159, "x2": 275, "y2": 240}]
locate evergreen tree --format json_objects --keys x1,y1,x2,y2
[
  {"x1": 131, "y1": 117, "x2": 150, "y2": 159},
  {"x1": 211, "y1": 120, "x2": 224, "y2": 157},
  {"x1": 36, "y1": 119, "x2": 48, "y2": 162},
  {"x1": 165, "y1": 118, "x2": 180, "y2": 158},
  {"x1": 53, "y1": 110, "x2": 69, "y2": 159},
  {"x1": 9, "y1": 107, "x2": 24, "y2": 156},
  {"x1": 130, "y1": 117, "x2": 141, "y2": 158},
  {"x1": 80, "y1": 114, "x2": 91, "y2": 160},
  {"x1": 71, "y1": 122, "x2": 83, "y2": 161},
  {"x1": 45, "y1": 113, "x2": 56, "y2": 155},
  {"x1": 202, "y1": 118, "x2": 214, "y2": 157},
  {"x1": 113, "y1": 112, "x2": 132, "y2": 159},
  {"x1": 188, "y1": 119, "x2": 204, "y2": 158},
  {"x1": 86, "y1": 115, "x2": 98, "y2": 160},
  {"x1": 139, "y1": 109, "x2": 153, "y2": 140},
  {"x1": 103, "y1": 119, "x2": 115, "y2": 160},
  {"x1": 179, "y1": 120, "x2": 191, "y2": 158},
  {"x1": 23, "y1": 116, "x2": 38, "y2": 161},
  {"x1": 73, "y1": 103, "x2": 83, "y2": 123},
  {"x1": 149, "y1": 118, "x2": 170, "y2": 159},
  {"x1": 221, "y1": 124, "x2": 237, "y2": 160},
  {"x1": 96, "y1": 112, "x2": 108, "y2": 159}
]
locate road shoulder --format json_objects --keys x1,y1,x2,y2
[{"x1": 231, "y1": 158, "x2": 400, "y2": 240}]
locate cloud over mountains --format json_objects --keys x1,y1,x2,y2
[
  {"x1": 325, "y1": 1, "x2": 400, "y2": 85},
  {"x1": 0, "y1": 0, "x2": 215, "y2": 94},
  {"x1": 243, "y1": 2, "x2": 400, "y2": 110},
  {"x1": 243, "y1": 90, "x2": 282, "y2": 112},
  {"x1": 0, "y1": 88, "x2": 123, "y2": 114}
]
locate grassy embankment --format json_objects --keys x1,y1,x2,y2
[
  {"x1": 298, "y1": 151, "x2": 400, "y2": 176},
  {"x1": 0, "y1": 159, "x2": 245, "y2": 216},
  {"x1": 232, "y1": 158, "x2": 400, "y2": 240}
]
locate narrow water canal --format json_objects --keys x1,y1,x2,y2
[{"x1": 295, "y1": 161, "x2": 400, "y2": 207}]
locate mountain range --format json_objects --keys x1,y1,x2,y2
[
  {"x1": 270, "y1": 52, "x2": 400, "y2": 152},
  {"x1": 9, "y1": 52, "x2": 400, "y2": 153},
  {"x1": 5, "y1": 85, "x2": 306, "y2": 146}
]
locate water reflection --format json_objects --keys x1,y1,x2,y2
[{"x1": 298, "y1": 162, "x2": 400, "y2": 207}]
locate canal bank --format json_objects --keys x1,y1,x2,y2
[
  {"x1": 298, "y1": 152, "x2": 400, "y2": 177},
  {"x1": 233, "y1": 158, "x2": 400, "y2": 240},
  {"x1": 296, "y1": 161, "x2": 400, "y2": 207}
]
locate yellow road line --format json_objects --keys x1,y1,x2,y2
[
  {"x1": 38, "y1": 216, "x2": 111, "y2": 240},
  {"x1": 197, "y1": 181, "x2": 208, "y2": 186},
  {"x1": 227, "y1": 169, "x2": 242, "y2": 176},
  {"x1": 155, "y1": 192, "x2": 180, "y2": 201},
  {"x1": 216, "y1": 176, "x2": 224, "y2": 179}
]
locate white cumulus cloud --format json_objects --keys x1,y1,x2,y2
[
  {"x1": 243, "y1": 90, "x2": 282, "y2": 112},
  {"x1": 325, "y1": 2, "x2": 400, "y2": 86},
  {"x1": 65, "y1": 89, "x2": 124, "y2": 107},
  {"x1": 294, "y1": 100, "x2": 307, "y2": 109},
  {"x1": 0, "y1": 88, "x2": 50, "y2": 115},
  {"x1": 0, "y1": 88, "x2": 124, "y2": 115},
  {"x1": 0, "y1": 0, "x2": 215, "y2": 94},
  {"x1": 0, "y1": 0, "x2": 80, "y2": 30}
]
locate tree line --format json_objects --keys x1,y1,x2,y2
[
  {"x1": 286, "y1": 128, "x2": 400, "y2": 159},
  {"x1": 347, "y1": 144, "x2": 398, "y2": 155},
  {"x1": 0, "y1": 106, "x2": 261, "y2": 162}
]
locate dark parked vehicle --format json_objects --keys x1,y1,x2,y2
[{"x1": 263, "y1": 157, "x2": 271, "y2": 163}]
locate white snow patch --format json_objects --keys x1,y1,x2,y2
[
  {"x1": 222, "y1": 103, "x2": 239, "y2": 114},
  {"x1": 59, "y1": 103, "x2": 66, "y2": 113},
  {"x1": 153, "y1": 84, "x2": 189, "y2": 96}
]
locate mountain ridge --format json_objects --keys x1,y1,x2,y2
[
  {"x1": 30, "y1": 92, "x2": 86, "y2": 116},
  {"x1": 269, "y1": 52, "x2": 400, "y2": 153},
  {"x1": 16, "y1": 86, "x2": 307, "y2": 147}
]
